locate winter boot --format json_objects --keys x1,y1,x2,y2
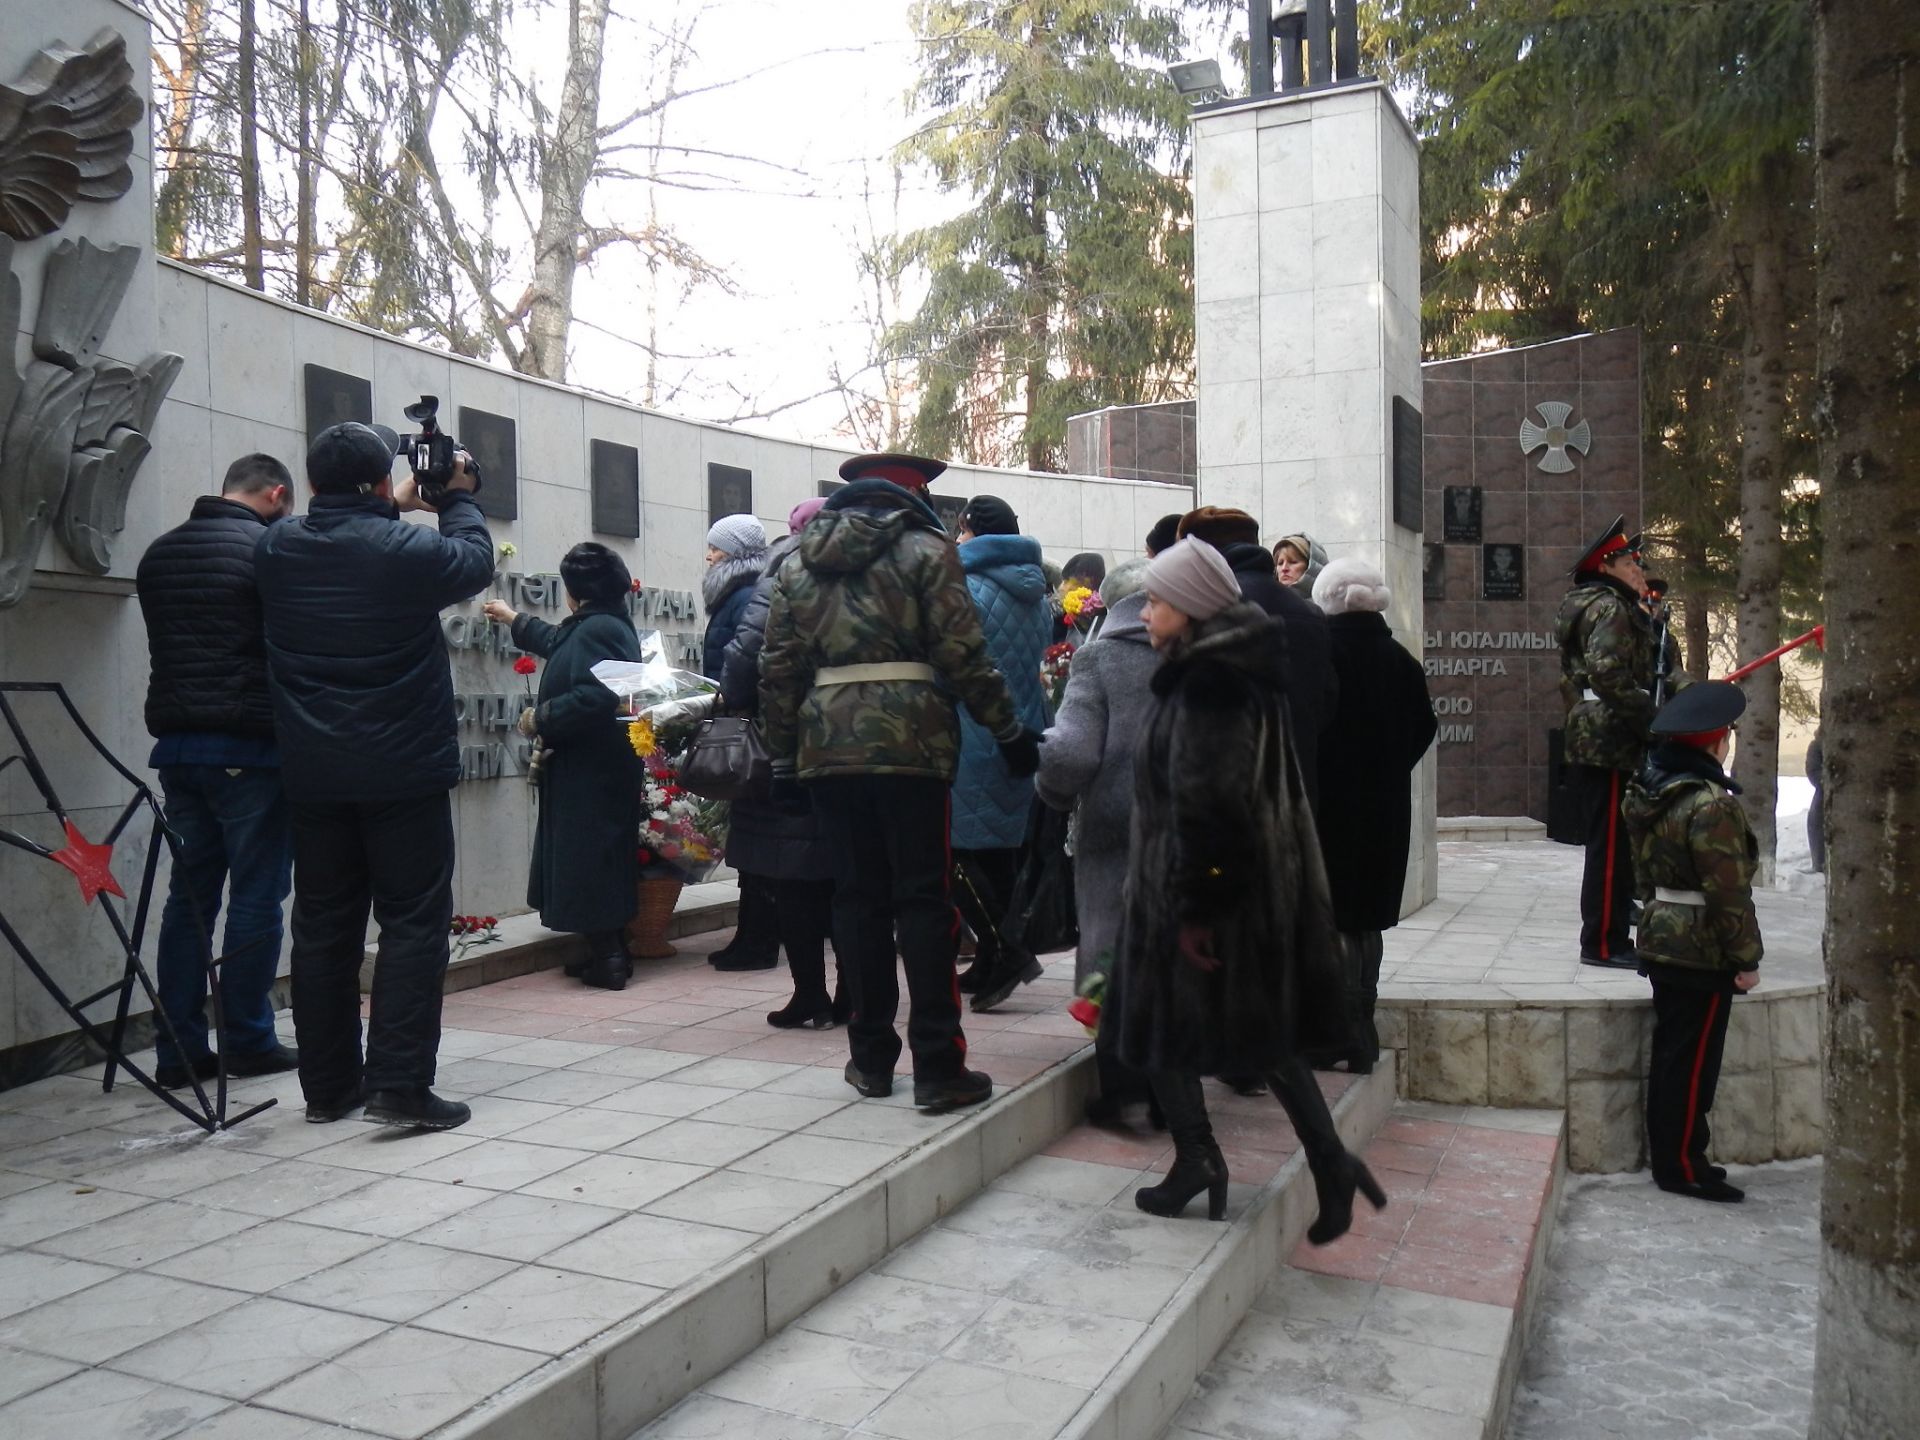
[
  {"x1": 1267, "y1": 1059, "x2": 1386, "y2": 1245},
  {"x1": 1136, "y1": 1071, "x2": 1228, "y2": 1220}
]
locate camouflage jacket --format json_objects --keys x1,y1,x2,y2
[
  {"x1": 1622, "y1": 744, "x2": 1763, "y2": 975},
  {"x1": 759, "y1": 480, "x2": 1021, "y2": 781},
  {"x1": 1556, "y1": 576, "x2": 1656, "y2": 771}
]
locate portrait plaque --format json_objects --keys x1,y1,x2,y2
[
  {"x1": 590, "y1": 439, "x2": 640, "y2": 538},
  {"x1": 1391, "y1": 395, "x2": 1424, "y2": 533},
  {"x1": 302, "y1": 365, "x2": 372, "y2": 449},
  {"x1": 457, "y1": 407, "x2": 519, "y2": 522},
  {"x1": 1423, "y1": 543, "x2": 1446, "y2": 601},
  {"x1": 708, "y1": 463, "x2": 752, "y2": 525},
  {"x1": 930, "y1": 493, "x2": 967, "y2": 535},
  {"x1": 1482, "y1": 542, "x2": 1525, "y2": 600},
  {"x1": 1442, "y1": 486, "x2": 1483, "y2": 542}
]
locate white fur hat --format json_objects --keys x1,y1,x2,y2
[{"x1": 1312, "y1": 556, "x2": 1392, "y2": 616}]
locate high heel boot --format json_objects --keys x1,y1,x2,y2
[
  {"x1": 1135, "y1": 1073, "x2": 1228, "y2": 1221},
  {"x1": 1266, "y1": 1058, "x2": 1387, "y2": 1244}
]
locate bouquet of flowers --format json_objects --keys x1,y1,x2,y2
[
  {"x1": 595, "y1": 634, "x2": 728, "y2": 884},
  {"x1": 450, "y1": 914, "x2": 501, "y2": 961},
  {"x1": 1058, "y1": 583, "x2": 1105, "y2": 631},
  {"x1": 1040, "y1": 640, "x2": 1076, "y2": 707}
]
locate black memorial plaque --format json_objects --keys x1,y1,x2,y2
[
  {"x1": 817, "y1": 479, "x2": 845, "y2": 500},
  {"x1": 458, "y1": 407, "x2": 518, "y2": 522},
  {"x1": 1442, "y1": 486, "x2": 1482, "y2": 542},
  {"x1": 1482, "y1": 542, "x2": 1525, "y2": 600},
  {"x1": 590, "y1": 439, "x2": 640, "y2": 538},
  {"x1": 1391, "y1": 395, "x2": 1423, "y2": 533},
  {"x1": 303, "y1": 365, "x2": 372, "y2": 449},
  {"x1": 1423, "y1": 543, "x2": 1446, "y2": 601},
  {"x1": 708, "y1": 463, "x2": 753, "y2": 525},
  {"x1": 930, "y1": 493, "x2": 967, "y2": 535}
]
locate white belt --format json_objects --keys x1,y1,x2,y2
[
  {"x1": 1654, "y1": 886, "x2": 1707, "y2": 906},
  {"x1": 1581, "y1": 688, "x2": 1599, "y2": 702},
  {"x1": 815, "y1": 661, "x2": 937, "y2": 687}
]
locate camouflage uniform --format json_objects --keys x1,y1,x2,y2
[
  {"x1": 1623, "y1": 743, "x2": 1762, "y2": 1189},
  {"x1": 1555, "y1": 574, "x2": 1656, "y2": 962},
  {"x1": 759, "y1": 478, "x2": 1022, "y2": 1086}
]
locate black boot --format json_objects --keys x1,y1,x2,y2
[
  {"x1": 579, "y1": 931, "x2": 632, "y2": 991},
  {"x1": 363, "y1": 1087, "x2": 471, "y2": 1130},
  {"x1": 1135, "y1": 1072, "x2": 1228, "y2": 1221},
  {"x1": 714, "y1": 873, "x2": 779, "y2": 968},
  {"x1": 1267, "y1": 1058, "x2": 1386, "y2": 1245}
]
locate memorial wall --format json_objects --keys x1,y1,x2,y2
[{"x1": 0, "y1": 0, "x2": 1192, "y2": 1071}]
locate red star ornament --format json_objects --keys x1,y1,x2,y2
[{"x1": 49, "y1": 820, "x2": 125, "y2": 905}]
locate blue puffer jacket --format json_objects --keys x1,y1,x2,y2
[{"x1": 951, "y1": 534, "x2": 1051, "y2": 850}]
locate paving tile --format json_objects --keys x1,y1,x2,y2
[
  {"x1": 588, "y1": 1080, "x2": 738, "y2": 1118},
  {"x1": 875, "y1": 1228, "x2": 1050, "y2": 1297},
  {"x1": 646, "y1": 1170, "x2": 839, "y2": 1234},
  {"x1": 1360, "y1": 1283, "x2": 1514, "y2": 1357},
  {"x1": 150, "y1": 1219, "x2": 380, "y2": 1294},
  {"x1": 647, "y1": 1028, "x2": 747, "y2": 1056},
  {"x1": 446, "y1": 1095, "x2": 571, "y2": 1138},
  {"x1": 1041, "y1": 1126, "x2": 1174, "y2": 1172},
  {"x1": 0, "y1": 1345, "x2": 80, "y2": 1407},
  {"x1": 1379, "y1": 1242, "x2": 1526, "y2": 1309},
  {"x1": 936, "y1": 1187, "x2": 1097, "y2": 1249},
  {"x1": 860, "y1": 1358, "x2": 1089, "y2": 1440},
  {"x1": 0, "y1": 1178, "x2": 149, "y2": 1246},
  {"x1": 181, "y1": 1407, "x2": 372, "y2": 1440},
  {"x1": 187, "y1": 1158, "x2": 376, "y2": 1219},
  {"x1": 109, "y1": 1295, "x2": 388, "y2": 1399},
  {"x1": 1252, "y1": 1267, "x2": 1378, "y2": 1330},
  {"x1": 544, "y1": 1211, "x2": 756, "y2": 1288},
  {"x1": 0, "y1": 1367, "x2": 228, "y2": 1440},
  {"x1": 290, "y1": 1175, "x2": 493, "y2": 1238},
  {"x1": 417, "y1": 1264, "x2": 661, "y2": 1353},
  {"x1": 80, "y1": 1139, "x2": 278, "y2": 1199},
  {"x1": 482, "y1": 1038, "x2": 619, "y2": 1067},
  {"x1": 1000, "y1": 1253, "x2": 1189, "y2": 1323},
  {"x1": 521, "y1": 1152, "x2": 711, "y2": 1210},
  {"x1": 638, "y1": 1392, "x2": 848, "y2": 1439},
  {"x1": 618, "y1": 1118, "x2": 784, "y2": 1167},
  {"x1": 695, "y1": 1091, "x2": 850, "y2": 1132},
  {"x1": 990, "y1": 1154, "x2": 1142, "y2": 1208},
  {"x1": 436, "y1": 1006, "x2": 576, "y2": 1039},
  {"x1": 1058, "y1": 1207, "x2": 1225, "y2": 1271},
  {"x1": 275, "y1": 1239, "x2": 517, "y2": 1321},
  {"x1": 566, "y1": 1047, "x2": 702, "y2": 1081},
  {"x1": 730, "y1": 1133, "x2": 897, "y2": 1187},
  {"x1": 1213, "y1": 1308, "x2": 1501, "y2": 1418},
  {"x1": 794, "y1": 1272, "x2": 991, "y2": 1353},
  {"x1": 670, "y1": 1057, "x2": 803, "y2": 1090},
  {"x1": 0, "y1": 1270, "x2": 243, "y2": 1362},
  {"x1": 407, "y1": 1191, "x2": 626, "y2": 1262},
  {"x1": 803, "y1": 1100, "x2": 965, "y2": 1146},
  {"x1": 0, "y1": 1249, "x2": 118, "y2": 1321},
  {"x1": 1289, "y1": 1230, "x2": 1397, "y2": 1284},
  {"x1": 257, "y1": 1325, "x2": 543, "y2": 1438},
  {"x1": 434, "y1": 1059, "x2": 549, "y2": 1095},
  {"x1": 946, "y1": 1297, "x2": 1146, "y2": 1388},
  {"x1": 404, "y1": 1138, "x2": 598, "y2": 1192},
  {"x1": 305, "y1": 1126, "x2": 485, "y2": 1175},
  {"x1": 1178, "y1": 1370, "x2": 1485, "y2": 1439},
  {"x1": 702, "y1": 1326, "x2": 923, "y2": 1426},
  {"x1": 488, "y1": 1069, "x2": 633, "y2": 1107}
]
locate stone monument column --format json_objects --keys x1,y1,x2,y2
[{"x1": 1190, "y1": 76, "x2": 1435, "y2": 911}]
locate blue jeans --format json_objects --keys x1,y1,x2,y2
[{"x1": 153, "y1": 765, "x2": 294, "y2": 1068}]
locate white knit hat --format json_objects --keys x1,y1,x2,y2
[
  {"x1": 706, "y1": 513, "x2": 768, "y2": 558},
  {"x1": 1144, "y1": 537, "x2": 1242, "y2": 621}
]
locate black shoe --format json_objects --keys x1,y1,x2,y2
[
  {"x1": 913, "y1": 1069, "x2": 993, "y2": 1113},
  {"x1": 1579, "y1": 948, "x2": 1641, "y2": 970},
  {"x1": 956, "y1": 958, "x2": 987, "y2": 995},
  {"x1": 1217, "y1": 1073, "x2": 1268, "y2": 1098},
  {"x1": 305, "y1": 1087, "x2": 364, "y2": 1123},
  {"x1": 1136, "y1": 1134, "x2": 1229, "y2": 1221},
  {"x1": 969, "y1": 956, "x2": 1043, "y2": 1013},
  {"x1": 579, "y1": 955, "x2": 633, "y2": 991},
  {"x1": 363, "y1": 1088, "x2": 472, "y2": 1130},
  {"x1": 712, "y1": 951, "x2": 778, "y2": 972},
  {"x1": 768, "y1": 997, "x2": 834, "y2": 1029},
  {"x1": 1306, "y1": 1153, "x2": 1389, "y2": 1245},
  {"x1": 844, "y1": 1061, "x2": 893, "y2": 1099},
  {"x1": 154, "y1": 1054, "x2": 219, "y2": 1090},
  {"x1": 228, "y1": 1042, "x2": 300, "y2": 1078},
  {"x1": 1658, "y1": 1176, "x2": 1745, "y2": 1203}
]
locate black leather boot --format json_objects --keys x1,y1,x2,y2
[
  {"x1": 1135, "y1": 1072, "x2": 1228, "y2": 1221},
  {"x1": 1267, "y1": 1059, "x2": 1387, "y2": 1244}
]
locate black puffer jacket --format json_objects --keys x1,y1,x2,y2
[
  {"x1": 136, "y1": 496, "x2": 277, "y2": 740},
  {"x1": 1220, "y1": 541, "x2": 1337, "y2": 812},
  {"x1": 254, "y1": 492, "x2": 494, "y2": 803}
]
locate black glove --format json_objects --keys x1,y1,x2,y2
[{"x1": 997, "y1": 728, "x2": 1042, "y2": 778}]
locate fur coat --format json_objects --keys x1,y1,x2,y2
[{"x1": 1107, "y1": 602, "x2": 1348, "y2": 1075}]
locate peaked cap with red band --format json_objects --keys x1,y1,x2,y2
[
  {"x1": 838, "y1": 452, "x2": 947, "y2": 491},
  {"x1": 1651, "y1": 679, "x2": 1745, "y2": 750},
  {"x1": 1571, "y1": 514, "x2": 1643, "y2": 578}
]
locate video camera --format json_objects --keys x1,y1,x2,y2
[{"x1": 398, "y1": 395, "x2": 481, "y2": 507}]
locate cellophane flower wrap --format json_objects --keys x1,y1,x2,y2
[{"x1": 592, "y1": 634, "x2": 728, "y2": 883}]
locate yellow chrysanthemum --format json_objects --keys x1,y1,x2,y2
[
  {"x1": 628, "y1": 716, "x2": 656, "y2": 757},
  {"x1": 1061, "y1": 583, "x2": 1094, "y2": 618}
]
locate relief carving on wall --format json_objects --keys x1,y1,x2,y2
[{"x1": 0, "y1": 31, "x2": 180, "y2": 609}]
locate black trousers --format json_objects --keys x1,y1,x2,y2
[
  {"x1": 774, "y1": 878, "x2": 835, "y2": 1007},
  {"x1": 289, "y1": 791, "x2": 455, "y2": 1102},
  {"x1": 1571, "y1": 763, "x2": 1635, "y2": 960},
  {"x1": 1647, "y1": 977, "x2": 1734, "y2": 1187},
  {"x1": 953, "y1": 846, "x2": 1021, "y2": 973},
  {"x1": 1343, "y1": 929, "x2": 1385, "y2": 1068},
  {"x1": 811, "y1": 775, "x2": 967, "y2": 1083},
  {"x1": 724, "y1": 871, "x2": 780, "y2": 960},
  {"x1": 1151, "y1": 1057, "x2": 1348, "y2": 1166}
]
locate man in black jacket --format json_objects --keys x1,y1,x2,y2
[
  {"x1": 136, "y1": 454, "x2": 300, "y2": 1091},
  {"x1": 255, "y1": 423, "x2": 492, "y2": 1129}
]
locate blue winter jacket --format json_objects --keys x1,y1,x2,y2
[{"x1": 951, "y1": 534, "x2": 1052, "y2": 849}]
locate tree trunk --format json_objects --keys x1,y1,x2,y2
[
  {"x1": 236, "y1": 0, "x2": 266, "y2": 291},
  {"x1": 522, "y1": 0, "x2": 611, "y2": 381},
  {"x1": 1805, "y1": 1, "x2": 1920, "y2": 1434},
  {"x1": 153, "y1": 0, "x2": 210, "y2": 259},
  {"x1": 1678, "y1": 525, "x2": 1711, "y2": 682},
  {"x1": 295, "y1": 0, "x2": 314, "y2": 308},
  {"x1": 1731, "y1": 180, "x2": 1790, "y2": 882}
]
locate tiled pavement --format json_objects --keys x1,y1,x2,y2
[{"x1": 0, "y1": 932, "x2": 1087, "y2": 1440}]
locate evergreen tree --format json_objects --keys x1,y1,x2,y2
[{"x1": 890, "y1": 0, "x2": 1194, "y2": 471}]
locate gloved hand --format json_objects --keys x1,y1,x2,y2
[
  {"x1": 517, "y1": 706, "x2": 538, "y2": 737},
  {"x1": 997, "y1": 728, "x2": 1042, "y2": 778}
]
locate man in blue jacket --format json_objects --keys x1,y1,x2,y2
[{"x1": 255, "y1": 422, "x2": 493, "y2": 1129}]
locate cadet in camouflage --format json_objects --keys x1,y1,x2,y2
[
  {"x1": 1622, "y1": 681, "x2": 1759, "y2": 1204},
  {"x1": 1555, "y1": 516, "x2": 1655, "y2": 968}
]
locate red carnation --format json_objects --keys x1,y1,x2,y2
[
  {"x1": 513, "y1": 656, "x2": 537, "y2": 675},
  {"x1": 482, "y1": 916, "x2": 497, "y2": 927}
]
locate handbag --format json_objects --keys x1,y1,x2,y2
[{"x1": 679, "y1": 715, "x2": 771, "y2": 801}]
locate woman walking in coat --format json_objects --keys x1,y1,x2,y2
[
  {"x1": 949, "y1": 496, "x2": 1053, "y2": 1011},
  {"x1": 1311, "y1": 559, "x2": 1437, "y2": 1072},
  {"x1": 720, "y1": 499, "x2": 845, "y2": 1023},
  {"x1": 482, "y1": 544, "x2": 642, "y2": 990},
  {"x1": 1110, "y1": 539, "x2": 1385, "y2": 1240}
]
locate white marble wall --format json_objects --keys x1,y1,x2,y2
[{"x1": 1192, "y1": 80, "x2": 1434, "y2": 914}]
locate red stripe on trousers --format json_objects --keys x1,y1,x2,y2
[
  {"x1": 1599, "y1": 769, "x2": 1621, "y2": 958},
  {"x1": 1678, "y1": 992, "x2": 1722, "y2": 1185}
]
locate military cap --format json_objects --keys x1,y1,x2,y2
[
  {"x1": 838, "y1": 452, "x2": 947, "y2": 490},
  {"x1": 1650, "y1": 680, "x2": 1746, "y2": 742},
  {"x1": 1571, "y1": 515, "x2": 1643, "y2": 577}
]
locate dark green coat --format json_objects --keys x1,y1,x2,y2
[
  {"x1": 512, "y1": 604, "x2": 642, "y2": 934},
  {"x1": 1623, "y1": 743, "x2": 1763, "y2": 977},
  {"x1": 1555, "y1": 575, "x2": 1656, "y2": 771}
]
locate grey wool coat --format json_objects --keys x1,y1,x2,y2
[
  {"x1": 511, "y1": 605, "x2": 643, "y2": 934},
  {"x1": 1105, "y1": 602, "x2": 1349, "y2": 1075},
  {"x1": 1035, "y1": 592, "x2": 1160, "y2": 985}
]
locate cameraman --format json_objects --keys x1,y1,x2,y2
[{"x1": 255, "y1": 423, "x2": 493, "y2": 1130}]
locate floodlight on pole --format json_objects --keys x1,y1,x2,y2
[{"x1": 1167, "y1": 59, "x2": 1227, "y2": 107}]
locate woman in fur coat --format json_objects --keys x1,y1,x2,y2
[{"x1": 1109, "y1": 539, "x2": 1385, "y2": 1241}]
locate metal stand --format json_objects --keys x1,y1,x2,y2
[{"x1": 0, "y1": 683, "x2": 274, "y2": 1132}]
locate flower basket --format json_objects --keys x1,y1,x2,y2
[{"x1": 625, "y1": 873, "x2": 685, "y2": 959}]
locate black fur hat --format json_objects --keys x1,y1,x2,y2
[{"x1": 560, "y1": 542, "x2": 632, "y2": 607}]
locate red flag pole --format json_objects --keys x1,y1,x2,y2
[{"x1": 1724, "y1": 624, "x2": 1827, "y2": 684}]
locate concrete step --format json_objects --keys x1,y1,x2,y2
[{"x1": 634, "y1": 1062, "x2": 1400, "y2": 1440}]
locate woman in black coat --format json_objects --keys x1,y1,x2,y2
[
  {"x1": 482, "y1": 544, "x2": 641, "y2": 990},
  {"x1": 1110, "y1": 540, "x2": 1384, "y2": 1241},
  {"x1": 1310, "y1": 558, "x2": 1438, "y2": 1073}
]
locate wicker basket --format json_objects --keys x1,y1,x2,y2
[{"x1": 625, "y1": 874, "x2": 684, "y2": 959}]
